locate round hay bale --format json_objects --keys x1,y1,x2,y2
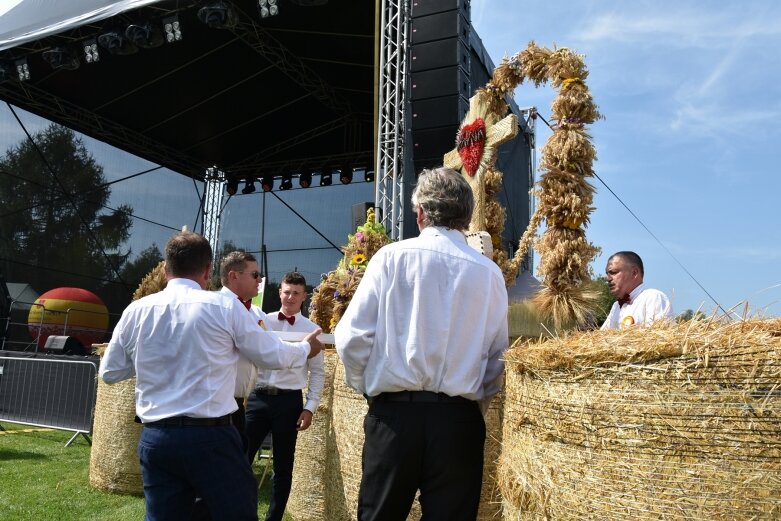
[
  {"x1": 287, "y1": 349, "x2": 339, "y2": 521},
  {"x1": 499, "y1": 319, "x2": 781, "y2": 520},
  {"x1": 89, "y1": 356, "x2": 143, "y2": 496}
]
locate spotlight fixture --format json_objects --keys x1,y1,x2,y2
[
  {"x1": 261, "y1": 176, "x2": 274, "y2": 192},
  {"x1": 258, "y1": 0, "x2": 279, "y2": 18},
  {"x1": 242, "y1": 178, "x2": 257, "y2": 194},
  {"x1": 42, "y1": 46, "x2": 80, "y2": 71},
  {"x1": 162, "y1": 16, "x2": 183, "y2": 43},
  {"x1": 364, "y1": 169, "x2": 375, "y2": 182},
  {"x1": 280, "y1": 173, "x2": 293, "y2": 190},
  {"x1": 198, "y1": 1, "x2": 238, "y2": 29},
  {"x1": 340, "y1": 167, "x2": 353, "y2": 185},
  {"x1": 125, "y1": 22, "x2": 164, "y2": 49},
  {"x1": 226, "y1": 178, "x2": 239, "y2": 195},
  {"x1": 98, "y1": 30, "x2": 139, "y2": 55},
  {"x1": 15, "y1": 59, "x2": 30, "y2": 81},
  {"x1": 82, "y1": 39, "x2": 100, "y2": 63},
  {"x1": 320, "y1": 172, "x2": 332, "y2": 186},
  {"x1": 299, "y1": 171, "x2": 312, "y2": 188}
]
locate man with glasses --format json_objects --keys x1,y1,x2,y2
[
  {"x1": 218, "y1": 251, "x2": 267, "y2": 447},
  {"x1": 245, "y1": 271, "x2": 324, "y2": 521}
]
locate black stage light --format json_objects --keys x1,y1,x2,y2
[
  {"x1": 98, "y1": 31, "x2": 139, "y2": 55},
  {"x1": 226, "y1": 178, "x2": 239, "y2": 195},
  {"x1": 280, "y1": 173, "x2": 293, "y2": 190},
  {"x1": 364, "y1": 169, "x2": 375, "y2": 182},
  {"x1": 242, "y1": 179, "x2": 257, "y2": 194},
  {"x1": 198, "y1": 1, "x2": 238, "y2": 29},
  {"x1": 15, "y1": 59, "x2": 30, "y2": 81},
  {"x1": 299, "y1": 171, "x2": 312, "y2": 188},
  {"x1": 82, "y1": 39, "x2": 100, "y2": 63},
  {"x1": 340, "y1": 167, "x2": 353, "y2": 185},
  {"x1": 258, "y1": 0, "x2": 279, "y2": 18},
  {"x1": 261, "y1": 176, "x2": 274, "y2": 192},
  {"x1": 320, "y1": 172, "x2": 332, "y2": 186},
  {"x1": 125, "y1": 22, "x2": 164, "y2": 49},
  {"x1": 0, "y1": 63, "x2": 12, "y2": 83},
  {"x1": 163, "y1": 16, "x2": 183, "y2": 42},
  {"x1": 42, "y1": 46, "x2": 80, "y2": 71}
]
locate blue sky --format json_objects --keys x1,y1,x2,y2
[{"x1": 472, "y1": 0, "x2": 781, "y2": 317}]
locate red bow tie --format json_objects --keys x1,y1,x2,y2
[
  {"x1": 238, "y1": 297, "x2": 251, "y2": 310},
  {"x1": 617, "y1": 295, "x2": 631, "y2": 307},
  {"x1": 278, "y1": 312, "x2": 295, "y2": 325}
]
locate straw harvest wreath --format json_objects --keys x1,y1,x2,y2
[{"x1": 312, "y1": 41, "x2": 601, "y2": 331}]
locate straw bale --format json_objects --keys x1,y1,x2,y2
[
  {"x1": 499, "y1": 319, "x2": 781, "y2": 520},
  {"x1": 89, "y1": 363, "x2": 144, "y2": 496},
  {"x1": 287, "y1": 350, "x2": 338, "y2": 521}
]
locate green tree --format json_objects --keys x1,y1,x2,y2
[
  {"x1": 587, "y1": 275, "x2": 615, "y2": 328},
  {"x1": 0, "y1": 124, "x2": 133, "y2": 302},
  {"x1": 120, "y1": 244, "x2": 164, "y2": 292},
  {"x1": 677, "y1": 309, "x2": 706, "y2": 323}
]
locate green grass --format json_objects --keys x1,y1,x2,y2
[{"x1": 0, "y1": 423, "x2": 291, "y2": 520}]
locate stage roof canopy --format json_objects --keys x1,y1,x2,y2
[{"x1": 0, "y1": 0, "x2": 376, "y2": 181}]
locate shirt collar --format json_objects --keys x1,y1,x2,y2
[
  {"x1": 219, "y1": 285, "x2": 238, "y2": 298},
  {"x1": 419, "y1": 226, "x2": 467, "y2": 243},
  {"x1": 166, "y1": 278, "x2": 202, "y2": 290},
  {"x1": 629, "y1": 283, "x2": 645, "y2": 301}
]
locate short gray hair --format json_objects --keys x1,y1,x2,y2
[{"x1": 411, "y1": 167, "x2": 474, "y2": 230}]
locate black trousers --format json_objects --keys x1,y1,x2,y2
[
  {"x1": 358, "y1": 395, "x2": 486, "y2": 521},
  {"x1": 245, "y1": 389, "x2": 303, "y2": 521}
]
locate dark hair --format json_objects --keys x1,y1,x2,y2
[
  {"x1": 609, "y1": 251, "x2": 644, "y2": 277},
  {"x1": 165, "y1": 232, "x2": 213, "y2": 278},
  {"x1": 282, "y1": 271, "x2": 306, "y2": 287},
  {"x1": 411, "y1": 167, "x2": 474, "y2": 230},
  {"x1": 219, "y1": 251, "x2": 258, "y2": 285}
]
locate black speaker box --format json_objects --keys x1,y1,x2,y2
[
  {"x1": 412, "y1": 126, "x2": 457, "y2": 162},
  {"x1": 411, "y1": 0, "x2": 469, "y2": 18},
  {"x1": 411, "y1": 95, "x2": 469, "y2": 130},
  {"x1": 44, "y1": 335, "x2": 86, "y2": 356},
  {"x1": 411, "y1": 66, "x2": 470, "y2": 101},
  {"x1": 410, "y1": 38, "x2": 470, "y2": 72},
  {"x1": 411, "y1": 11, "x2": 470, "y2": 45}
]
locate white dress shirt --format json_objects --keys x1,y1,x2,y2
[
  {"x1": 99, "y1": 278, "x2": 311, "y2": 422},
  {"x1": 260, "y1": 311, "x2": 325, "y2": 413},
  {"x1": 218, "y1": 286, "x2": 268, "y2": 398},
  {"x1": 601, "y1": 283, "x2": 674, "y2": 330},
  {"x1": 334, "y1": 226, "x2": 509, "y2": 403}
]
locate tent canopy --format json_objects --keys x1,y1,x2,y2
[{"x1": 0, "y1": 0, "x2": 376, "y2": 182}]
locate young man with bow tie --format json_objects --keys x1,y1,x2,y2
[
  {"x1": 601, "y1": 251, "x2": 674, "y2": 330},
  {"x1": 245, "y1": 271, "x2": 325, "y2": 521}
]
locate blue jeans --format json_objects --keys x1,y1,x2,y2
[{"x1": 138, "y1": 424, "x2": 258, "y2": 521}]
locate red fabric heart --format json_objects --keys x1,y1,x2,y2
[{"x1": 456, "y1": 118, "x2": 486, "y2": 177}]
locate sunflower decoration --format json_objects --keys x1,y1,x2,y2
[{"x1": 310, "y1": 207, "x2": 391, "y2": 333}]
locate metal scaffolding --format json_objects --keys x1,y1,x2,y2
[
  {"x1": 202, "y1": 167, "x2": 225, "y2": 256},
  {"x1": 375, "y1": 0, "x2": 410, "y2": 240}
]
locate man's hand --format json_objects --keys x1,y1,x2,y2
[
  {"x1": 296, "y1": 409, "x2": 313, "y2": 431},
  {"x1": 304, "y1": 328, "x2": 323, "y2": 359}
]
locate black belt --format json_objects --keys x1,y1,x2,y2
[
  {"x1": 254, "y1": 387, "x2": 299, "y2": 396},
  {"x1": 144, "y1": 414, "x2": 233, "y2": 427},
  {"x1": 369, "y1": 390, "x2": 473, "y2": 405}
]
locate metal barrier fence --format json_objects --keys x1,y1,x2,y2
[{"x1": 0, "y1": 352, "x2": 99, "y2": 446}]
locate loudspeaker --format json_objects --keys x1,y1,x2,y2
[
  {"x1": 411, "y1": 11, "x2": 470, "y2": 44},
  {"x1": 411, "y1": 0, "x2": 469, "y2": 18},
  {"x1": 44, "y1": 335, "x2": 86, "y2": 356},
  {"x1": 411, "y1": 65, "x2": 470, "y2": 101},
  {"x1": 412, "y1": 126, "x2": 457, "y2": 162},
  {"x1": 410, "y1": 38, "x2": 470, "y2": 72},
  {"x1": 411, "y1": 95, "x2": 469, "y2": 129},
  {"x1": 351, "y1": 202, "x2": 376, "y2": 233}
]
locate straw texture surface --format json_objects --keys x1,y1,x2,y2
[{"x1": 499, "y1": 319, "x2": 781, "y2": 520}]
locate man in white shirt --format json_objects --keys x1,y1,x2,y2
[
  {"x1": 217, "y1": 251, "x2": 268, "y2": 450},
  {"x1": 245, "y1": 272, "x2": 325, "y2": 521},
  {"x1": 335, "y1": 167, "x2": 509, "y2": 521},
  {"x1": 600, "y1": 251, "x2": 674, "y2": 330},
  {"x1": 99, "y1": 232, "x2": 323, "y2": 521}
]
